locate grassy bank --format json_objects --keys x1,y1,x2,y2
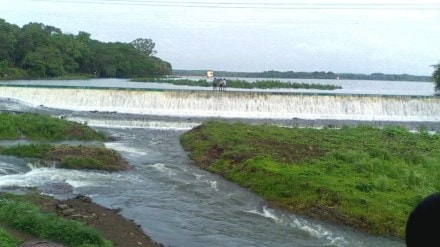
[
  {"x1": 0, "y1": 193, "x2": 112, "y2": 247},
  {"x1": 0, "y1": 144, "x2": 130, "y2": 171},
  {"x1": 0, "y1": 113, "x2": 106, "y2": 141},
  {"x1": 179, "y1": 121, "x2": 440, "y2": 238},
  {"x1": 0, "y1": 113, "x2": 128, "y2": 171},
  {"x1": 131, "y1": 78, "x2": 342, "y2": 90}
]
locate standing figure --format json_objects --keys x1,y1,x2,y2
[
  {"x1": 213, "y1": 78, "x2": 218, "y2": 90},
  {"x1": 219, "y1": 78, "x2": 226, "y2": 91},
  {"x1": 221, "y1": 78, "x2": 227, "y2": 91}
]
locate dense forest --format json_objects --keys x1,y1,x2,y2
[
  {"x1": 174, "y1": 70, "x2": 432, "y2": 82},
  {"x1": 0, "y1": 19, "x2": 171, "y2": 79}
]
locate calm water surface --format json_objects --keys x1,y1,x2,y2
[{"x1": 0, "y1": 77, "x2": 435, "y2": 96}]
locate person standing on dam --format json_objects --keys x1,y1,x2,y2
[
  {"x1": 219, "y1": 78, "x2": 227, "y2": 91},
  {"x1": 213, "y1": 78, "x2": 218, "y2": 90}
]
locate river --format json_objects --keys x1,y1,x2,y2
[{"x1": 1, "y1": 78, "x2": 436, "y2": 247}]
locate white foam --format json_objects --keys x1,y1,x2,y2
[
  {"x1": 66, "y1": 117, "x2": 200, "y2": 130},
  {"x1": 149, "y1": 163, "x2": 176, "y2": 176},
  {"x1": 0, "y1": 161, "x2": 23, "y2": 175},
  {"x1": 0, "y1": 165, "x2": 144, "y2": 191},
  {"x1": 210, "y1": 180, "x2": 219, "y2": 191},
  {"x1": 1, "y1": 87, "x2": 439, "y2": 121},
  {"x1": 248, "y1": 206, "x2": 348, "y2": 245},
  {"x1": 192, "y1": 172, "x2": 219, "y2": 191},
  {"x1": 104, "y1": 142, "x2": 147, "y2": 156}
]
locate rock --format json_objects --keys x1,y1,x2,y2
[
  {"x1": 62, "y1": 208, "x2": 75, "y2": 216},
  {"x1": 107, "y1": 134, "x2": 122, "y2": 141},
  {"x1": 75, "y1": 194, "x2": 92, "y2": 203},
  {"x1": 57, "y1": 204, "x2": 69, "y2": 210},
  {"x1": 41, "y1": 181, "x2": 74, "y2": 195}
]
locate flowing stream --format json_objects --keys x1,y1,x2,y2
[{"x1": 1, "y1": 79, "x2": 434, "y2": 246}]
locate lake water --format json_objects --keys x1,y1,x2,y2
[{"x1": 0, "y1": 77, "x2": 436, "y2": 96}]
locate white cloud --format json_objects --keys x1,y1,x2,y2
[{"x1": 2, "y1": 0, "x2": 439, "y2": 74}]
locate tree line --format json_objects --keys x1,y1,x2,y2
[
  {"x1": 0, "y1": 19, "x2": 171, "y2": 79},
  {"x1": 173, "y1": 70, "x2": 432, "y2": 82}
]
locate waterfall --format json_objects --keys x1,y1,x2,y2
[{"x1": 0, "y1": 87, "x2": 439, "y2": 121}]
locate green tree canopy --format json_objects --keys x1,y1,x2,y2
[
  {"x1": 130, "y1": 38, "x2": 156, "y2": 57},
  {"x1": 0, "y1": 19, "x2": 171, "y2": 79}
]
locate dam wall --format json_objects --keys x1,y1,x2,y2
[{"x1": 0, "y1": 86, "x2": 439, "y2": 121}]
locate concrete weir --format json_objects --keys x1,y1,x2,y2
[{"x1": 0, "y1": 86, "x2": 439, "y2": 122}]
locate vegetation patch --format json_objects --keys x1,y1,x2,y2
[
  {"x1": 131, "y1": 78, "x2": 341, "y2": 90},
  {"x1": 0, "y1": 227, "x2": 20, "y2": 247},
  {"x1": 0, "y1": 193, "x2": 113, "y2": 247},
  {"x1": 0, "y1": 113, "x2": 106, "y2": 141},
  {"x1": 46, "y1": 145, "x2": 130, "y2": 171},
  {"x1": 0, "y1": 113, "x2": 129, "y2": 171},
  {"x1": 0, "y1": 144, "x2": 129, "y2": 171},
  {"x1": 180, "y1": 121, "x2": 440, "y2": 238},
  {"x1": 0, "y1": 19, "x2": 170, "y2": 79}
]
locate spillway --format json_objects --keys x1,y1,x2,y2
[{"x1": 0, "y1": 86, "x2": 439, "y2": 122}]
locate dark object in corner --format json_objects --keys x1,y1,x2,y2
[{"x1": 406, "y1": 192, "x2": 440, "y2": 247}]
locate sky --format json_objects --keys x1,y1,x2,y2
[{"x1": 1, "y1": 0, "x2": 440, "y2": 75}]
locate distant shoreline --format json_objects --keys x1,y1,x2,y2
[{"x1": 173, "y1": 69, "x2": 432, "y2": 82}]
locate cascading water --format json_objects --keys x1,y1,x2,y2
[
  {"x1": 0, "y1": 86, "x2": 439, "y2": 121},
  {"x1": 0, "y1": 83, "x2": 426, "y2": 247}
]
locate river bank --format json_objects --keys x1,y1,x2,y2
[
  {"x1": 179, "y1": 121, "x2": 440, "y2": 239},
  {"x1": 0, "y1": 113, "x2": 160, "y2": 246},
  {"x1": 0, "y1": 193, "x2": 161, "y2": 247}
]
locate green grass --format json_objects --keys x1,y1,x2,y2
[
  {"x1": 0, "y1": 194, "x2": 113, "y2": 247},
  {"x1": 0, "y1": 144, "x2": 129, "y2": 171},
  {"x1": 48, "y1": 145, "x2": 130, "y2": 171},
  {"x1": 131, "y1": 78, "x2": 341, "y2": 90},
  {"x1": 179, "y1": 121, "x2": 440, "y2": 238},
  {"x1": 0, "y1": 143, "x2": 52, "y2": 158},
  {"x1": 0, "y1": 113, "x2": 106, "y2": 141},
  {"x1": 0, "y1": 227, "x2": 20, "y2": 247},
  {"x1": 0, "y1": 113, "x2": 128, "y2": 171}
]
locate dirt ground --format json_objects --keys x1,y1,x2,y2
[{"x1": 26, "y1": 194, "x2": 164, "y2": 247}]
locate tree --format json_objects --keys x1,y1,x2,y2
[
  {"x1": 130, "y1": 38, "x2": 156, "y2": 57},
  {"x1": 0, "y1": 19, "x2": 19, "y2": 65},
  {"x1": 0, "y1": 19, "x2": 172, "y2": 79},
  {"x1": 433, "y1": 64, "x2": 440, "y2": 93},
  {"x1": 23, "y1": 46, "x2": 65, "y2": 77}
]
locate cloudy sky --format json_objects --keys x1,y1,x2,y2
[{"x1": 2, "y1": 0, "x2": 439, "y2": 75}]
